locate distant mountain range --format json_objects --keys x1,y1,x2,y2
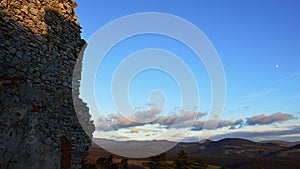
[
  {"x1": 166, "y1": 138, "x2": 300, "y2": 158},
  {"x1": 89, "y1": 138, "x2": 300, "y2": 169}
]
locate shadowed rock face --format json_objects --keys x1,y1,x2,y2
[{"x1": 0, "y1": 0, "x2": 94, "y2": 168}]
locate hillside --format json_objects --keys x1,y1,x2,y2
[{"x1": 86, "y1": 138, "x2": 300, "y2": 169}]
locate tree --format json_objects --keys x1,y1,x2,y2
[
  {"x1": 190, "y1": 158, "x2": 208, "y2": 169},
  {"x1": 96, "y1": 156, "x2": 118, "y2": 169},
  {"x1": 159, "y1": 153, "x2": 169, "y2": 169},
  {"x1": 119, "y1": 158, "x2": 129, "y2": 169},
  {"x1": 81, "y1": 158, "x2": 95, "y2": 169},
  {"x1": 253, "y1": 163, "x2": 264, "y2": 169},
  {"x1": 150, "y1": 154, "x2": 161, "y2": 169},
  {"x1": 174, "y1": 150, "x2": 190, "y2": 169},
  {"x1": 149, "y1": 153, "x2": 170, "y2": 169}
]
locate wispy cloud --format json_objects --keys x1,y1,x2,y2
[
  {"x1": 246, "y1": 112, "x2": 295, "y2": 125},
  {"x1": 278, "y1": 72, "x2": 300, "y2": 82},
  {"x1": 245, "y1": 89, "x2": 274, "y2": 100},
  {"x1": 109, "y1": 135, "x2": 131, "y2": 140},
  {"x1": 240, "y1": 89, "x2": 275, "y2": 104},
  {"x1": 127, "y1": 128, "x2": 160, "y2": 133}
]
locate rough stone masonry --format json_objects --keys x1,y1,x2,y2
[{"x1": 0, "y1": 0, "x2": 95, "y2": 168}]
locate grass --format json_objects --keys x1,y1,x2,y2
[{"x1": 125, "y1": 159, "x2": 220, "y2": 169}]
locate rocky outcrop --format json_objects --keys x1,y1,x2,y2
[{"x1": 0, "y1": 0, "x2": 94, "y2": 168}]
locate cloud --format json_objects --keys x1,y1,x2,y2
[
  {"x1": 244, "y1": 89, "x2": 274, "y2": 101},
  {"x1": 95, "y1": 106, "x2": 294, "y2": 133},
  {"x1": 182, "y1": 136, "x2": 200, "y2": 142},
  {"x1": 278, "y1": 72, "x2": 300, "y2": 82},
  {"x1": 144, "y1": 102, "x2": 155, "y2": 107},
  {"x1": 95, "y1": 112, "x2": 146, "y2": 132},
  {"x1": 190, "y1": 112, "x2": 294, "y2": 131},
  {"x1": 153, "y1": 110, "x2": 207, "y2": 129},
  {"x1": 133, "y1": 107, "x2": 162, "y2": 122},
  {"x1": 109, "y1": 135, "x2": 130, "y2": 140},
  {"x1": 191, "y1": 119, "x2": 244, "y2": 131},
  {"x1": 127, "y1": 128, "x2": 159, "y2": 133},
  {"x1": 95, "y1": 108, "x2": 207, "y2": 132},
  {"x1": 95, "y1": 105, "x2": 165, "y2": 131},
  {"x1": 246, "y1": 112, "x2": 295, "y2": 125},
  {"x1": 95, "y1": 116, "x2": 115, "y2": 132}
]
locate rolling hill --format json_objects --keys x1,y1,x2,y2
[{"x1": 87, "y1": 138, "x2": 300, "y2": 169}]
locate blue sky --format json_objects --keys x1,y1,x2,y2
[{"x1": 75, "y1": 0, "x2": 300, "y2": 142}]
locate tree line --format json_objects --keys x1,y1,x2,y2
[
  {"x1": 149, "y1": 150, "x2": 208, "y2": 169},
  {"x1": 82, "y1": 155, "x2": 128, "y2": 169}
]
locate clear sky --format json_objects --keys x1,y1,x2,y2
[{"x1": 75, "y1": 0, "x2": 300, "y2": 142}]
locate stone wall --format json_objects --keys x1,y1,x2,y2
[{"x1": 0, "y1": 0, "x2": 94, "y2": 168}]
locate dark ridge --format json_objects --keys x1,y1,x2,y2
[{"x1": 215, "y1": 138, "x2": 256, "y2": 145}]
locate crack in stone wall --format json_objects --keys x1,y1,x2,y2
[{"x1": 0, "y1": 0, "x2": 95, "y2": 168}]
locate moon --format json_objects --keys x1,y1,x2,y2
[{"x1": 275, "y1": 64, "x2": 279, "y2": 68}]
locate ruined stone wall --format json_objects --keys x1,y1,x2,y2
[{"x1": 0, "y1": 0, "x2": 94, "y2": 168}]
